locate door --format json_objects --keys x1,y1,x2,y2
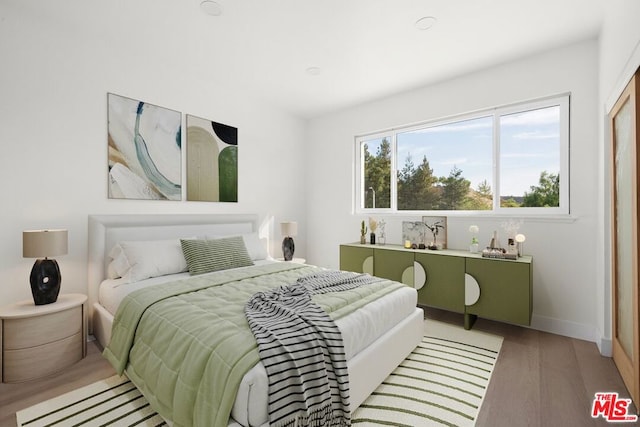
[{"x1": 610, "y1": 67, "x2": 640, "y2": 409}]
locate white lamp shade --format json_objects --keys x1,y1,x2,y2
[
  {"x1": 23, "y1": 229, "x2": 68, "y2": 258},
  {"x1": 280, "y1": 222, "x2": 298, "y2": 237},
  {"x1": 515, "y1": 233, "x2": 526, "y2": 243}
]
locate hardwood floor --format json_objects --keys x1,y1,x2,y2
[
  {"x1": 0, "y1": 311, "x2": 635, "y2": 427},
  {"x1": 425, "y1": 308, "x2": 638, "y2": 427}
]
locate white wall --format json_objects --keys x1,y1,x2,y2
[
  {"x1": 596, "y1": 0, "x2": 640, "y2": 355},
  {"x1": 0, "y1": 2, "x2": 307, "y2": 306},
  {"x1": 306, "y1": 40, "x2": 600, "y2": 343}
]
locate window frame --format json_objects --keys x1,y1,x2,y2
[{"x1": 354, "y1": 93, "x2": 570, "y2": 216}]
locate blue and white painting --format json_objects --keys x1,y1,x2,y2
[{"x1": 107, "y1": 93, "x2": 182, "y2": 200}]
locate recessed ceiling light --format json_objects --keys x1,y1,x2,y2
[
  {"x1": 306, "y1": 67, "x2": 321, "y2": 76},
  {"x1": 200, "y1": 1, "x2": 222, "y2": 16},
  {"x1": 415, "y1": 16, "x2": 437, "y2": 31}
]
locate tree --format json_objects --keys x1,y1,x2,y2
[
  {"x1": 522, "y1": 171, "x2": 559, "y2": 207},
  {"x1": 438, "y1": 166, "x2": 470, "y2": 210},
  {"x1": 501, "y1": 197, "x2": 521, "y2": 207},
  {"x1": 397, "y1": 154, "x2": 439, "y2": 210},
  {"x1": 363, "y1": 139, "x2": 391, "y2": 208},
  {"x1": 397, "y1": 153, "x2": 417, "y2": 210},
  {"x1": 477, "y1": 180, "x2": 492, "y2": 197}
]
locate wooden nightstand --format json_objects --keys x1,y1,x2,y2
[{"x1": 0, "y1": 293, "x2": 87, "y2": 383}]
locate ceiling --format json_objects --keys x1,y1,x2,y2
[
  {"x1": 195, "y1": 0, "x2": 604, "y2": 118},
  {"x1": 7, "y1": 0, "x2": 604, "y2": 119}
]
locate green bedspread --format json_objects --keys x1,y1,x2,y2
[{"x1": 103, "y1": 262, "x2": 404, "y2": 427}]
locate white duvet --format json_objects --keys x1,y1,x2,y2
[{"x1": 98, "y1": 263, "x2": 417, "y2": 426}]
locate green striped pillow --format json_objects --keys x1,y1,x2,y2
[{"x1": 180, "y1": 236, "x2": 254, "y2": 275}]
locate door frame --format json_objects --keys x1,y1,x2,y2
[{"x1": 610, "y1": 67, "x2": 640, "y2": 410}]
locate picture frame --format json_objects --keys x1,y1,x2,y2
[
  {"x1": 422, "y1": 216, "x2": 447, "y2": 249},
  {"x1": 107, "y1": 93, "x2": 182, "y2": 201},
  {"x1": 185, "y1": 114, "x2": 238, "y2": 202}
]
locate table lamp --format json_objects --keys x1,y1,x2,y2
[
  {"x1": 515, "y1": 233, "x2": 526, "y2": 257},
  {"x1": 280, "y1": 221, "x2": 297, "y2": 261},
  {"x1": 23, "y1": 229, "x2": 68, "y2": 305}
]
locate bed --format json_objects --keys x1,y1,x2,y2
[{"x1": 87, "y1": 214, "x2": 424, "y2": 426}]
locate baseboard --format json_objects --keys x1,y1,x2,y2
[
  {"x1": 530, "y1": 313, "x2": 597, "y2": 344},
  {"x1": 595, "y1": 327, "x2": 613, "y2": 357}
]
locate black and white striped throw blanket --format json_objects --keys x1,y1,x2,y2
[{"x1": 245, "y1": 271, "x2": 380, "y2": 427}]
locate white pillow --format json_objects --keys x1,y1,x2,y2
[
  {"x1": 109, "y1": 238, "x2": 191, "y2": 283},
  {"x1": 206, "y1": 233, "x2": 269, "y2": 261},
  {"x1": 106, "y1": 244, "x2": 130, "y2": 279},
  {"x1": 106, "y1": 244, "x2": 132, "y2": 280}
]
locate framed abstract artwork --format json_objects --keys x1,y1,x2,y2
[
  {"x1": 422, "y1": 216, "x2": 447, "y2": 249},
  {"x1": 186, "y1": 114, "x2": 238, "y2": 202},
  {"x1": 107, "y1": 93, "x2": 182, "y2": 200}
]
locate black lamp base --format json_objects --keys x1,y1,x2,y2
[
  {"x1": 30, "y1": 258, "x2": 61, "y2": 305},
  {"x1": 282, "y1": 237, "x2": 295, "y2": 261}
]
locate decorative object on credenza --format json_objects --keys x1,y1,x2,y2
[
  {"x1": 368, "y1": 217, "x2": 378, "y2": 245},
  {"x1": 422, "y1": 216, "x2": 447, "y2": 250},
  {"x1": 107, "y1": 93, "x2": 182, "y2": 201},
  {"x1": 23, "y1": 229, "x2": 68, "y2": 305},
  {"x1": 402, "y1": 221, "x2": 425, "y2": 248},
  {"x1": 501, "y1": 219, "x2": 523, "y2": 238},
  {"x1": 481, "y1": 230, "x2": 517, "y2": 259},
  {"x1": 360, "y1": 220, "x2": 367, "y2": 244},
  {"x1": 500, "y1": 219, "x2": 524, "y2": 258},
  {"x1": 186, "y1": 114, "x2": 238, "y2": 202},
  {"x1": 469, "y1": 225, "x2": 480, "y2": 253},
  {"x1": 377, "y1": 219, "x2": 386, "y2": 245},
  {"x1": 515, "y1": 233, "x2": 526, "y2": 257},
  {"x1": 280, "y1": 222, "x2": 298, "y2": 261}
]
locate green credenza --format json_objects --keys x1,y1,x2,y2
[{"x1": 339, "y1": 243, "x2": 532, "y2": 329}]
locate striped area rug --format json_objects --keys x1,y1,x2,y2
[
  {"x1": 352, "y1": 319, "x2": 503, "y2": 426},
  {"x1": 15, "y1": 376, "x2": 166, "y2": 427},
  {"x1": 16, "y1": 319, "x2": 502, "y2": 427}
]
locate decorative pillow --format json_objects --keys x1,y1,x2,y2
[
  {"x1": 106, "y1": 244, "x2": 130, "y2": 279},
  {"x1": 181, "y1": 236, "x2": 254, "y2": 275},
  {"x1": 115, "y1": 238, "x2": 190, "y2": 283},
  {"x1": 107, "y1": 253, "x2": 130, "y2": 279},
  {"x1": 206, "y1": 233, "x2": 269, "y2": 261}
]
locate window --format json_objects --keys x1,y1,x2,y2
[{"x1": 355, "y1": 94, "x2": 569, "y2": 215}]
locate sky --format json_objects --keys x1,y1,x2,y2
[{"x1": 367, "y1": 105, "x2": 560, "y2": 197}]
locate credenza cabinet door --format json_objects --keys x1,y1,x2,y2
[
  {"x1": 465, "y1": 258, "x2": 532, "y2": 326},
  {"x1": 339, "y1": 245, "x2": 374, "y2": 274},
  {"x1": 415, "y1": 253, "x2": 465, "y2": 313},
  {"x1": 374, "y1": 249, "x2": 414, "y2": 285}
]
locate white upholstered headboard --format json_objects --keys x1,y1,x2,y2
[{"x1": 87, "y1": 213, "x2": 259, "y2": 332}]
